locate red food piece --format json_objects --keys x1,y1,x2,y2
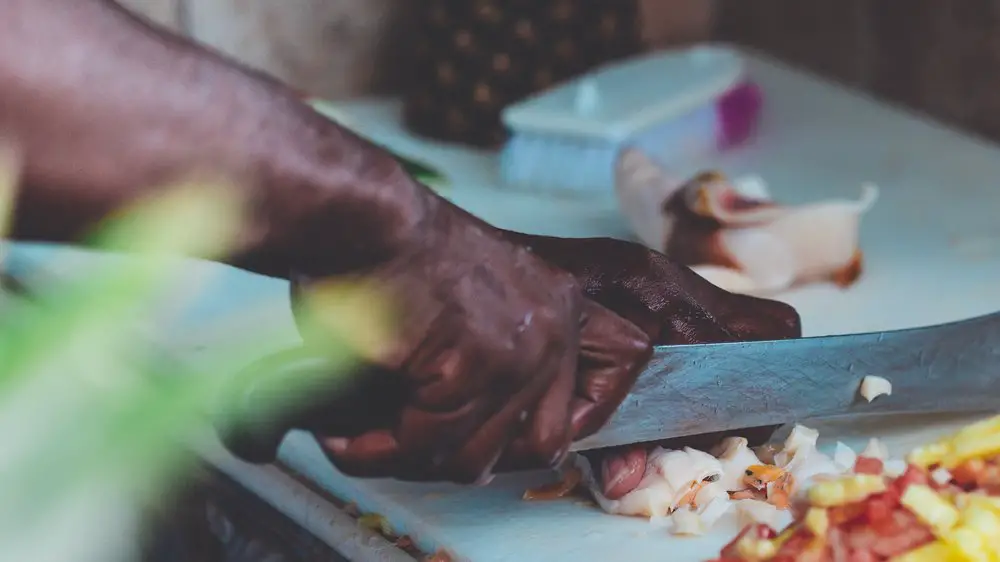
[
  {"x1": 845, "y1": 509, "x2": 934, "y2": 558},
  {"x1": 951, "y1": 459, "x2": 985, "y2": 487},
  {"x1": 894, "y1": 465, "x2": 929, "y2": 493},
  {"x1": 828, "y1": 502, "x2": 867, "y2": 526},
  {"x1": 863, "y1": 493, "x2": 896, "y2": 524},
  {"x1": 853, "y1": 457, "x2": 884, "y2": 475},
  {"x1": 772, "y1": 529, "x2": 814, "y2": 558}
]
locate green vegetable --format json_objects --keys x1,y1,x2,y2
[{"x1": 0, "y1": 174, "x2": 388, "y2": 561}]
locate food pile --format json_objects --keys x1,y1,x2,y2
[
  {"x1": 714, "y1": 414, "x2": 1000, "y2": 561},
  {"x1": 528, "y1": 425, "x2": 884, "y2": 534}
]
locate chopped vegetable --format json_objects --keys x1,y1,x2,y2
[
  {"x1": 854, "y1": 456, "x2": 886, "y2": 475},
  {"x1": 859, "y1": 375, "x2": 893, "y2": 402},
  {"x1": 803, "y1": 507, "x2": 828, "y2": 537},
  {"x1": 719, "y1": 413, "x2": 1000, "y2": 561},
  {"x1": 808, "y1": 475, "x2": 887, "y2": 507},
  {"x1": 900, "y1": 485, "x2": 959, "y2": 535},
  {"x1": 834, "y1": 442, "x2": 858, "y2": 471}
]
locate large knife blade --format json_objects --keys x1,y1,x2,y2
[{"x1": 570, "y1": 310, "x2": 1000, "y2": 451}]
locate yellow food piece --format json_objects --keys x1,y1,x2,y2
[
  {"x1": 960, "y1": 494, "x2": 1000, "y2": 515},
  {"x1": 943, "y1": 527, "x2": 993, "y2": 562},
  {"x1": 735, "y1": 537, "x2": 777, "y2": 561},
  {"x1": 908, "y1": 441, "x2": 951, "y2": 468},
  {"x1": 804, "y1": 508, "x2": 829, "y2": 538},
  {"x1": 954, "y1": 415, "x2": 1000, "y2": 441},
  {"x1": 901, "y1": 485, "x2": 960, "y2": 536},
  {"x1": 808, "y1": 474, "x2": 886, "y2": 507},
  {"x1": 960, "y1": 503, "x2": 1000, "y2": 537},
  {"x1": 890, "y1": 541, "x2": 960, "y2": 562},
  {"x1": 907, "y1": 414, "x2": 1000, "y2": 468},
  {"x1": 943, "y1": 432, "x2": 1000, "y2": 469}
]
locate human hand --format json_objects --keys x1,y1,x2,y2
[
  {"x1": 499, "y1": 232, "x2": 802, "y2": 498},
  {"x1": 287, "y1": 205, "x2": 651, "y2": 484}
]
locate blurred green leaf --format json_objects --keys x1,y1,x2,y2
[{"x1": 0, "y1": 171, "x2": 390, "y2": 561}]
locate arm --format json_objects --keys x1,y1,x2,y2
[{"x1": 1, "y1": 0, "x2": 435, "y2": 278}]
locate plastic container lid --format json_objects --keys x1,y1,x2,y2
[{"x1": 501, "y1": 45, "x2": 745, "y2": 142}]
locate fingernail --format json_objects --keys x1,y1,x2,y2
[{"x1": 323, "y1": 437, "x2": 349, "y2": 454}]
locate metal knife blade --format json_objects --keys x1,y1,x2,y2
[{"x1": 569, "y1": 310, "x2": 1000, "y2": 451}]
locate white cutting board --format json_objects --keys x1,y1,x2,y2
[{"x1": 8, "y1": 46, "x2": 1000, "y2": 561}]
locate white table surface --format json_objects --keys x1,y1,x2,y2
[{"x1": 8, "y1": 46, "x2": 1000, "y2": 561}]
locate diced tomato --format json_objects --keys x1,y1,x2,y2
[
  {"x1": 847, "y1": 551, "x2": 877, "y2": 562},
  {"x1": 846, "y1": 510, "x2": 934, "y2": 558},
  {"x1": 853, "y1": 457, "x2": 884, "y2": 475},
  {"x1": 891, "y1": 465, "x2": 929, "y2": 497},
  {"x1": 950, "y1": 459, "x2": 984, "y2": 487},
  {"x1": 828, "y1": 502, "x2": 866, "y2": 526},
  {"x1": 863, "y1": 492, "x2": 897, "y2": 524}
]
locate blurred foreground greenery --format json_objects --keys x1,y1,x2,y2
[{"x1": 0, "y1": 174, "x2": 389, "y2": 562}]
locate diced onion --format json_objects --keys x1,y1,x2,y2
[{"x1": 859, "y1": 375, "x2": 892, "y2": 402}]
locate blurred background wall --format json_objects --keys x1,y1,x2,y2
[{"x1": 115, "y1": 0, "x2": 1000, "y2": 143}]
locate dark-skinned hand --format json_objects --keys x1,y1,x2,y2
[
  {"x1": 498, "y1": 232, "x2": 801, "y2": 498},
  {"x1": 280, "y1": 205, "x2": 653, "y2": 485},
  {"x1": 230, "y1": 228, "x2": 800, "y2": 487}
]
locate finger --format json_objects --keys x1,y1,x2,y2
[
  {"x1": 318, "y1": 429, "x2": 402, "y2": 478},
  {"x1": 591, "y1": 447, "x2": 648, "y2": 500},
  {"x1": 445, "y1": 357, "x2": 556, "y2": 483},
  {"x1": 572, "y1": 301, "x2": 651, "y2": 439},
  {"x1": 393, "y1": 392, "x2": 504, "y2": 468},
  {"x1": 523, "y1": 323, "x2": 578, "y2": 468},
  {"x1": 717, "y1": 294, "x2": 802, "y2": 341}
]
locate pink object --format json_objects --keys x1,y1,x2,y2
[{"x1": 716, "y1": 80, "x2": 764, "y2": 150}]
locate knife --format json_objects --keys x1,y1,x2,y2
[{"x1": 569, "y1": 310, "x2": 1000, "y2": 451}]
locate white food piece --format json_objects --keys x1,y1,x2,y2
[
  {"x1": 615, "y1": 150, "x2": 879, "y2": 296},
  {"x1": 700, "y1": 180, "x2": 879, "y2": 296},
  {"x1": 884, "y1": 459, "x2": 908, "y2": 477},
  {"x1": 670, "y1": 508, "x2": 704, "y2": 536},
  {"x1": 859, "y1": 376, "x2": 893, "y2": 402},
  {"x1": 861, "y1": 438, "x2": 889, "y2": 461},
  {"x1": 714, "y1": 437, "x2": 763, "y2": 492},
  {"x1": 833, "y1": 442, "x2": 858, "y2": 472},
  {"x1": 697, "y1": 497, "x2": 734, "y2": 530},
  {"x1": 931, "y1": 467, "x2": 954, "y2": 486},
  {"x1": 733, "y1": 499, "x2": 788, "y2": 530},
  {"x1": 570, "y1": 447, "x2": 725, "y2": 518},
  {"x1": 775, "y1": 425, "x2": 843, "y2": 487}
]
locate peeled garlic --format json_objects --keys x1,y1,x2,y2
[{"x1": 860, "y1": 376, "x2": 892, "y2": 402}]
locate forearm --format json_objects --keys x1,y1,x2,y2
[{"x1": 1, "y1": 0, "x2": 434, "y2": 278}]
